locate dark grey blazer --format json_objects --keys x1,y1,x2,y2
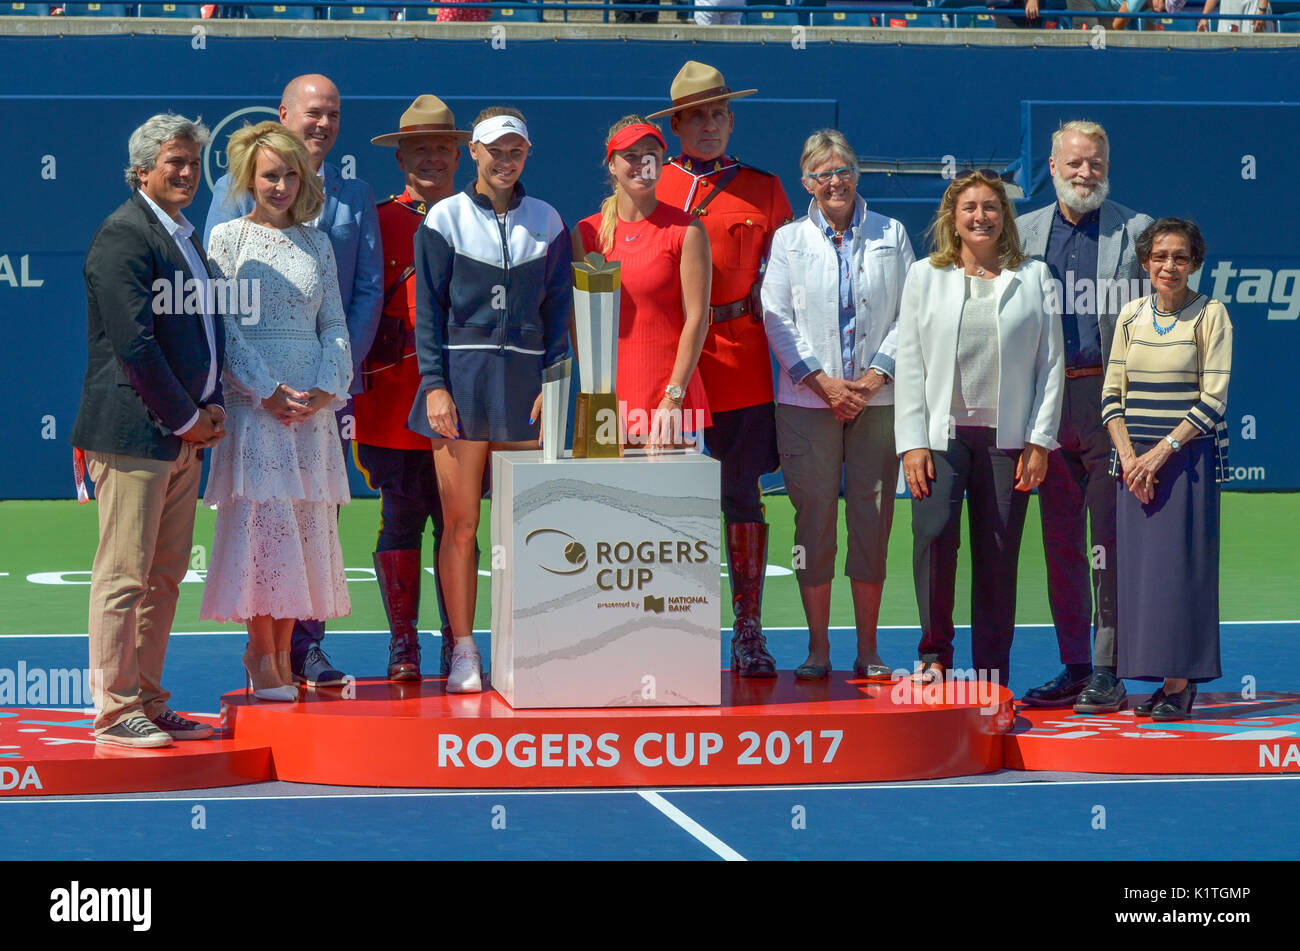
[
  {"x1": 1018, "y1": 198, "x2": 1154, "y2": 363},
  {"x1": 70, "y1": 190, "x2": 225, "y2": 460}
]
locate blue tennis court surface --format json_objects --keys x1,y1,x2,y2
[
  {"x1": 2, "y1": 623, "x2": 1298, "y2": 860},
  {"x1": 2, "y1": 778, "x2": 1298, "y2": 861}
]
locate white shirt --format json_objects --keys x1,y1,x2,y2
[
  {"x1": 139, "y1": 189, "x2": 218, "y2": 435},
  {"x1": 309, "y1": 166, "x2": 326, "y2": 228}
]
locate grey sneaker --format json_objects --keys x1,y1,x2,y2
[
  {"x1": 97, "y1": 716, "x2": 174, "y2": 749},
  {"x1": 295, "y1": 645, "x2": 348, "y2": 687},
  {"x1": 150, "y1": 709, "x2": 215, "y2": 740}
]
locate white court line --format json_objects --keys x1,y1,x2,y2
[
  {"x1": 4, "y1": 620, "x2": 1297, "y2": 638},
  {"x1": 637, "y1": 791, "x2": 745, "y2": 861},
  {"x1": 2, "y1": 773, "x2": 1295, "y2": 807}
]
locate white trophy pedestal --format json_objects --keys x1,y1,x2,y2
[{"x1": 490, "y1": 449, "x2": 722, "y2": 709}]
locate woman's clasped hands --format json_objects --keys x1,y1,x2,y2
[{"x1": 262, "y1": 383, "x2": 333, "y2": 425}]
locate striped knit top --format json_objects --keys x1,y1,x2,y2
[{"x1": 1101, "y1": 293, "x2": 1234, "y2": 482}]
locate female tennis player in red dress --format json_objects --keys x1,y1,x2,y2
[{"x1": 574, "y1": 115, "x2": 712, "y2": 449}]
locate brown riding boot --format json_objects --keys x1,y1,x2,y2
[
  {"x1": 374, "y1": 549, "x2": 422, "y2": 681},
  {"x1": 727, "y1": 522, "x2": 777, "y2": 678}
]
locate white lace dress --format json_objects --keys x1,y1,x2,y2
[{"x1": 199, "y1": 219, "x2": 354, "y2": 623}]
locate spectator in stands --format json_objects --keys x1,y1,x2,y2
[
  {"x1": 200, "y1": 123, "x2": 353, "y2": 703},
  {"x1": 894, "y1": 170, "x2": 1063, "y2": 690},
  {"x1": 651, "y1": 60, "x2": 794, "y2": 679},
  {"x1": 1101, "y1": 219, "x2": 1232, "y2": 721},
  {"x1": 574, "y1": 116, "x2": 711, "y2": 451},
  {"x1": 436, "y1": 0, "x2": 489, "y2": 20},
  {"x1": 205, "y1": 74, "x2": 382, "y2": 691},
  {"x1": 407, "y1": 107, "x2": 572, "y2": 694},
  {"x1": 1110, "y1": 0, "x2": 1179, "y2": 30},
  {"x1": 615, "y1": 0, "x2": 659, "y2": 22},
  {"x1": 72, "y1": 113, "x2": 224, "y2": 748},
  {"x1": 1018, "y1": 120, "x2": 1153, "y2": 714},
  {"x1": 355, "y1": 95, "x2": 471, "y2": 682},
  {"x1": 693, "y1": 0, "x2": 740, "y2": 25},
  {"x1": 996, "y1": 0, "x2": 1069, "y2": 29},
  {"x1": 1199, "y1": 0, "x2": 1274, "y2": 31},
  {"x1": 761, "y1": 130, "x2": 914, "y2": 682}
]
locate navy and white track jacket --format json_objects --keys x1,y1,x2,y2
[{"x1": 411, "y1": 182, "x2": 573, "y2": 395}]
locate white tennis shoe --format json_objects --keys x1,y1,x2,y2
[{"x1": 446, "y1": 644, "x2": 483, "y2": 694}]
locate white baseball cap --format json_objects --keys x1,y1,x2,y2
[{"x1": 472, "y1": 114, "x2": 531, "y2": 145}]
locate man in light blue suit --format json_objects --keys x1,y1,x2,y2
[
  {"x1": 205, "y1": 73, "x2": 383, "y2": 688},
  {"x1": 1017, "y1": 120, "x2": 1153, "y2": 715}
]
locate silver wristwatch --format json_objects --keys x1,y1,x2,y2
[
  {"x1": 1164, "y1": 435, "x2": 1182, "y2": 451},
  {"x1": 665, "y1": 384, "x2": 685, "y2": 402}
]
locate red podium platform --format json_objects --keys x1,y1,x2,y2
[
  {"x1": 220, "y1": 673, "x2": 1014, "y2": 788},
  {"x1": 0, "y1": 708, "x2": 269, "y2": 797},
  {"x1": 1005, "y1": 692, "x2": 1300, "y2": 773}
]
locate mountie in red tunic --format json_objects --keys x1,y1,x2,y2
[
  {"x1": 656, "y1": 154, "x2": 793, "y2": 414},
  {"x1": 352, "y1": 188, "x2": 429, "y2": 451}
]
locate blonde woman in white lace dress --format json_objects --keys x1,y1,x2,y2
[{"x1": 200, "y1": 122, "x2": 353, "y2": 701}]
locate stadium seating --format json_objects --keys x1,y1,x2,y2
[
  {"x1": 492, "y1": 2, "x2": 542, "y2": 20},
  {"x1": 136, "y1": 3, "x2": 203, "y2": 13},
  {"x1": 744, "y1": 7, "x2": 800, "y2": 24},
  {"x1": 239, "y1": 3, "x2": 320, "y2": 16},
  {"x1": 809, "y1": 7, "x2": 875, "y2": 25},
  {"x1": 404, "y1": 2, "x2": 541, "y2": 20},
  {"x1": 61, "y1": 2, "x2": 130, "y2": 12},
  {"x1": 326, "y1": 3, "x2": 393, "y2": 16}
]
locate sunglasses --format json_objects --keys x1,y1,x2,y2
[
  {"x1": 954, "y1": 168, "x2": 1004, "y2": 183},
  {"x1": 804, "y1": 166, "x2": 858, "y2": 185}
]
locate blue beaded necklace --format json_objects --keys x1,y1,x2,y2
[{"x1": 1151, "y1": 292, "x2": 1193, "y2": 336}]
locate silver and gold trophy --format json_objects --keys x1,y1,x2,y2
[
  {"x1": 571, "y1": 252, "x2": 623, "y2": 459},
  {"x1": 540, "y1": 357, "x2": 572, "y2": 463}
]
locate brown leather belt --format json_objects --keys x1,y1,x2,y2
[
  {"x1": 709, "y1": 297, "x2": 751, "y2": 324},
  {"x1": 1065, "y1": 366, "x2": 1104, "y2": 379}
]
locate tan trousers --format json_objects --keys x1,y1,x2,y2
[{"x1": 86, "y1": 445, "x2": 201, "y2": 733}]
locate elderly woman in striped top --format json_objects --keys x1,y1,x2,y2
[{"x1": 1101, "y1": 218, "x2": 1232, "y2": 722}]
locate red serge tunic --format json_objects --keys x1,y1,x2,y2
[
  {"x1": 352, "y1": 189, "x2": 428, "y2": 451},
  {"x1": 656, "y1": 157, "x2": 794, "y2": 413},
  {"x1": 576, "y1": 203, "x2": 711, "y2": 441}
]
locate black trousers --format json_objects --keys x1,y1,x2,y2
[
  {"x1": 1039, "y1": 375, "x2": 1117, "y2": 667},
  {"x1": 911, "y1": 427, "x2": 1028, "y2": 686},
  {"x1": 704, "y1": 402, "x2": 779, "y2": 525}
]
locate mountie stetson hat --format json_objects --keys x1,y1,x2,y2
[
  {"x1": 370, "y1": 95, "x2": 472, "y2": 146},
  {"x1": 646, "y1": 61, "x2": 757, "y2": 121}
]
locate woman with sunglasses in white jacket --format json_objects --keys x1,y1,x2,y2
[{"x1": 762, "y1": 129, "x2": 915, "y2": 682}]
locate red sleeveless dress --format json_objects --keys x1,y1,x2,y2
[{"x1": 576, "y1": 203, "x2": 711, "y2": 442}]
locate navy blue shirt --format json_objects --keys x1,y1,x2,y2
[{"x1": 1045, "y1": 204, "x2": 1102, "y2": 369}]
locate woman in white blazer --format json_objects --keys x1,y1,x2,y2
[
  {"x1": 763, "y1": 129, "x2": 916, "y2": 681},
  {"x1": 894, "y1": 170, "x2": 1064, "y2": 689}
]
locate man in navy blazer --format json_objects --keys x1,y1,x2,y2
[
  {"x1": 72, "y1": 113, "x2": 226, "y2": 748},
  {"x1": 1017, "y1": 120, "x2": 1153, "y2": 714},
  {"x1": 205, "y1": 73, "x2": 383, "y2": 688}
]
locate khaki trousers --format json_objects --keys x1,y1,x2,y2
[{"x1": 86, "y1": 445, "x2": 201, "y2": 733}]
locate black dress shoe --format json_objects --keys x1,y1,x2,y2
[
  {"x1": 1020, "y1": 667, "x2": 1091, "y2": 707},
  {"x1": 1073, "y1": 669, "x2": 1127, "y2": 713},
  {"x1": 1134, "y1": 687, "x2": 1167, "y2": 716},
  {"x1": 1150, "y1": 683, "x2": 1197, "y2": 721}
]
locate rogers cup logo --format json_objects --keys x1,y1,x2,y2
[{"x1": 204, "y1": 105, "x2": 279, "y2": 193}]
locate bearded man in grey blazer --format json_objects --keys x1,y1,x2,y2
[{"x1": 1018, "y1": 120, "x2": 1153, "y2": 714}]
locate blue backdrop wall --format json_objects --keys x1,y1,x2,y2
[{"x1": 1, "y1": 34, "x2": 1296, "y2": 497}]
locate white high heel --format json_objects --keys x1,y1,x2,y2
[{"x1": 243, "y1": 647, "x2": 298, "y2": 702}]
